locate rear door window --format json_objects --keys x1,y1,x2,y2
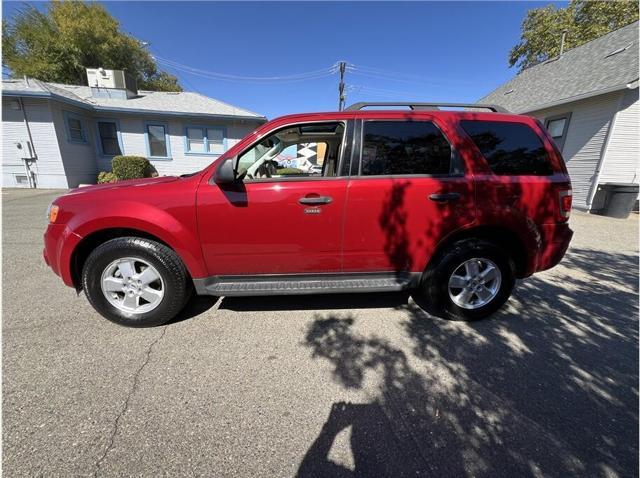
[
  {"x1": 360, "y1": 121, "x2": 452, "y2": 176},
  {"x1": 460, "y1": 120, "x2": 553, "y2": 175}
]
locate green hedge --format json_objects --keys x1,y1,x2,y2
[
  {"x1": 111, "y1": 155, "x2": 151, "y2": 180},
  {"x1": 97, "y1": 171, "x2": 118, "y2": 184},
  {"x1": 276, "y1": 167, "x2": 304, "y2": 175}
]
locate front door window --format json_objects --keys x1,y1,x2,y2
[{"x1": 236, "y1": 122, "x2": 345, "y2": 180}]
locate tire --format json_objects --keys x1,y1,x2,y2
[
  {"x1": 82, "y1": 237, "x2": 192, "y2": 327},
  {"x1": 414, "y1": 238, "x2": 515, "y2": 321}
]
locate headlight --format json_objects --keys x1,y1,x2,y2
[{"x1": 46, "y1": 203, "x2": 60, "y2": 223}]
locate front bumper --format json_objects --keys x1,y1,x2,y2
[{"x1": 43, "y1": 223, "x2": 83, "y2": 287}]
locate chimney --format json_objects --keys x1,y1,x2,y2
[{"x1": 86, "y1": 68, "x2": 138, "y2": 99}]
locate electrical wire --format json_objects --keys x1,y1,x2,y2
[
  {"x1": 347, "y1": 84, "x2": 426, "y2": 100},
  {"x1": 152, "y1": 55, "x2": 339, "y2": 83},
  {"x1": 348, "y1": 64, "x2": 429, "y2": 82},
  {"x1": 149, "y1": 46, "x2": 203, "y2": 94},
  {"x1": 347, "y1": 63, "x2": 476, "y2": 86}
]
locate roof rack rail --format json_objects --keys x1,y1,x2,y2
[{"x1": 345, "y1": 102, "x2": 509, "y2": 113}]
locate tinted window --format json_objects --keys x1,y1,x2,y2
[
  {"x1": 361, "y1": 121, "x2": 451, "y2": 176},
  {"x1": 460, "y1": 120, "x2": 553, "y2": 175}
]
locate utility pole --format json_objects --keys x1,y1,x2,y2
[{"x1": 338, "y1": 61, "x2": 346, "y2": 111}]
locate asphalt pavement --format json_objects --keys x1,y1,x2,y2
[{"x1": 2, "y1": 188, "x2": 638, "y2": 477}]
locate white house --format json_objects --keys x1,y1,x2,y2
[
  {"x1": 1, "y1": 68, "x2": 266, "y2": 189},
  {"x1": 479, "y1": 21, "x2": 639, "y2": 212}
]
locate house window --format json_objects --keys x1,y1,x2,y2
[
  {"x1": 64, "y1": 112, "x2": 87, "y2": 143},
  {"x1": 545, "y1": 114, "x2": 571, "y2": 152},
  {"x1": 184, "y1": 126, "x2": 225, "y2": 155},
  {"x1": 97, "y1": 121, "x2": 122, "y2": 156},
  {"x1": 146, "y1": 123, "x2": 170, "y2": 158}
]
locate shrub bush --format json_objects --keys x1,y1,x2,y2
[
  {"x1": 97, "y1": 171, "x2": 118, "y2": 184},
  {"x1": 111, "y1": 155, "x2": 151, "y2": 180},
  {"x1": 276, "y1": 167, "x2": 304, "y2": 175}
]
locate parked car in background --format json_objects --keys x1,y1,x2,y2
[{"x1": 43, "y1": 102, "x2": 573, "y2": 327}]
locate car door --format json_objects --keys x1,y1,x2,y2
[
  {"x1": 342, "y1": 117, "x2": 475, "y2": 273},
  {"x1": 196, "y1": 119, "x2": 353, "y2": 276}
]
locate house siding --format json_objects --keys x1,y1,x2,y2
[
  {"x1": 599, "y1": 87, "x2": 640, "y2": 186},
  {"x1": 530, "y1": 91, "x2": 623, "y2": 210},
  {"x1": 115, "y1": 117, "x2": 258, "y2": 177},
  {"x1": 2, "y1": 97, "x2": 67, "y2": 188},
  {"x1": 50, "y1": 102, "x2": 99, "y2": 188},
  {"x1": 2, "y1": 96, "x2": 261, "y2": 188}
]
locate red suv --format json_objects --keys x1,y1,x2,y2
[{"x1": 44, "y1": 102, "x2": 573, "y2": 327}]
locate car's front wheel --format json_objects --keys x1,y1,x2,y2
[
  {"x1": 415, "y1": 238, "x2": 515, "y2": 321},
  {"x1": 82, "y1": 237, "x2": 191, "y2": 327}
]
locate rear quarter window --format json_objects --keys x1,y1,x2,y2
[{"x1": 460, "y1": 120, "x2": 553, "y2": 176}]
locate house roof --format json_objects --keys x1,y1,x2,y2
[
  {"x1": 479, "y1": 21, "x2": 639, "y2": 113},
  {"x1": 1, "y1": 78, "x2": 266, "y2": 121}
]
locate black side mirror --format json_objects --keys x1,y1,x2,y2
[{"x1": 214, "y1": 158, "x2": 237, "y2": 185}]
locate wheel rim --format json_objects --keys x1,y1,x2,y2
[
  {"x1": 100, "y1": 257, "x2": 165, "y2": 314},
  {"x1": 448, "y1": 258, "x2": 501, "y2": 310}
]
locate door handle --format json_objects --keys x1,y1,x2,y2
[
  {"x1": 428, "y1": 192, "x2": 461, "y2": 203},
  {"x1": 299, "y1": 196, "x2": 333, "y2": 205}
]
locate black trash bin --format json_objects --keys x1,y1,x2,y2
[{"x1": 592, "y1": 183, "x2": 639, "y2": 219}]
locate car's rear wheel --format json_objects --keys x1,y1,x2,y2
[
  {"x1": 82, "y1": 237, "x2": 191, "y2": 327},
  {"x1": 415, "y1": 238, "x2": 515, "y2": 321}
]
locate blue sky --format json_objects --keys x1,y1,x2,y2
[{"x1": 3, "y1": 1, "x2": 565, "y2": 118}]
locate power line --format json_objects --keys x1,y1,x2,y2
[
  {"x1": 346, "y1": 64, "x2": 477, "y2": 87},
  {"x1": 142, "y1": 54, "x2": 467, "y2": 105},
  {"x1": 152, "y1": 55, "x2": 339, "y2": 83},
  {"x1": 347, "y1": 84, "x2": 426, "y2": 100},
  {"x1": 348, "y1": 64, "x2": 429, "y2": 81},
  {"x1": 148, "y1": 45, "x2": 203, "y2": 94}
]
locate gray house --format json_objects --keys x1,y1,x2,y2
[
  {"x1": 2, "y1": 68, "x2": 266, "y2": 189},
  {"x1": 479, "y1": 21, "x2": 639, "y2": 212}
]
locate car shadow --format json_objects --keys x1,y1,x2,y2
[
  {"x1": 165, "y1": 294, "x2": 219, "y2": 325},
  {"x1": 219, "y1": 291, "x2": 412, "y2": 312}
]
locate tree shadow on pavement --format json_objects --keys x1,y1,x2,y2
[{"x1": 298, "y1": 247, "x2": 639, "y2": 477}]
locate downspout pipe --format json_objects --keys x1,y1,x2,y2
[{"x1": 18, "y1": 96, "x2": 38, "y2": 188}]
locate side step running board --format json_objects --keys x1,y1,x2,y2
[{"x1": 193, "y1": 272, "x2": 420, "y2": 297}]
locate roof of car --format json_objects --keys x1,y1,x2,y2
[{"x1": 266, "y1": 109, "x2": 527, "y2": 125}]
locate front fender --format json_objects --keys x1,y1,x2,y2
[{"x1": 65, "y1": 200, "x2": 207, "y2": 281}]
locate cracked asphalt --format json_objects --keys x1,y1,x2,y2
[{"x1": 3, "y1": 188, "x2": 638, "y2": 477}]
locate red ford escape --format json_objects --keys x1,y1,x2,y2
[{"x1": 43, "y1": 102, "x2": 573, "y2": 327}]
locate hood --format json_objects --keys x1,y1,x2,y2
[{"x1": 65, "y1": 176, "x2": 179, "y2": 196}]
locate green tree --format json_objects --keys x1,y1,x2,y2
[
  {"x1": 2, "y1": 1, "x2": 182, "y2": 91},
  {"x1": 509, "y1": 0, "x2": 639, "y2": 71}
]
